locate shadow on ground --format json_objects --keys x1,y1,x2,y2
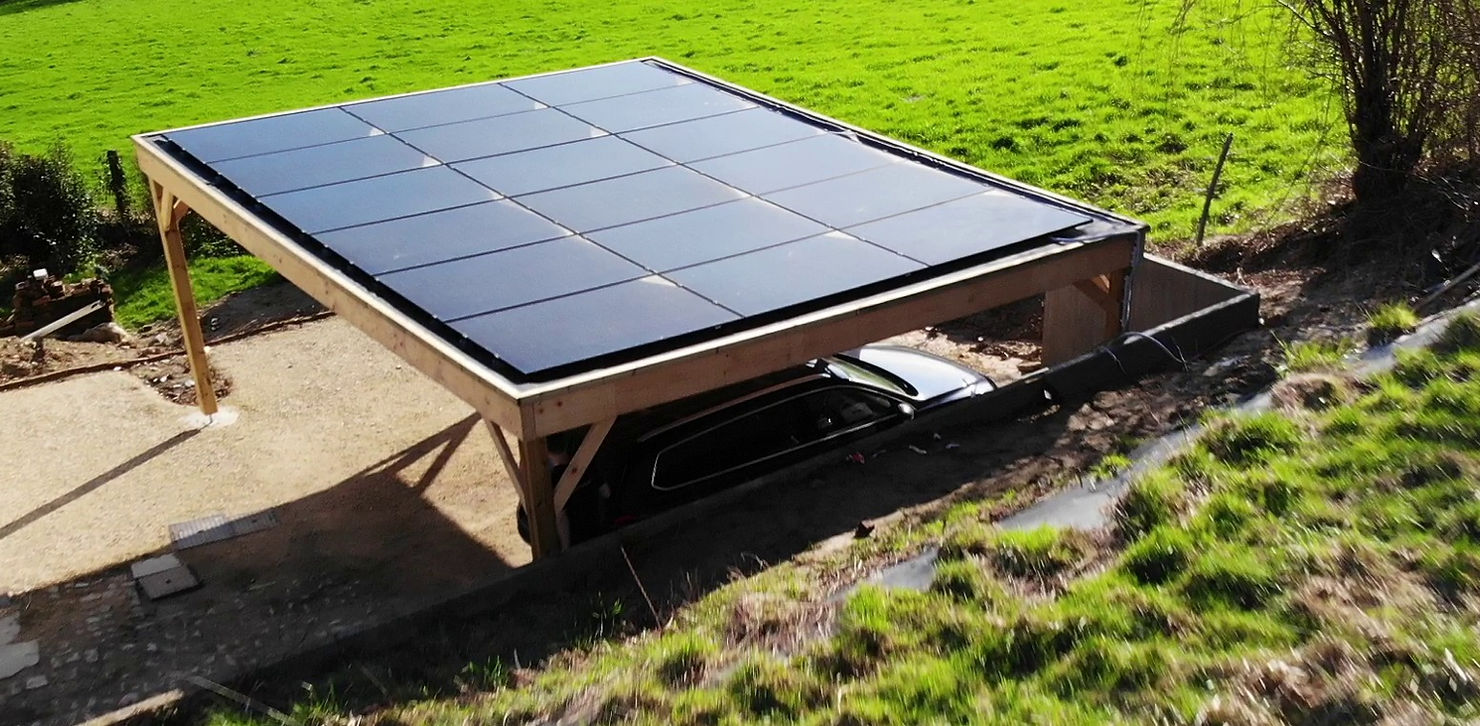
[
  {"x1": 148, "y1": 399, "x2": 1118, "y2": 724},
  {"x1": 1, "y1": 414, "x2": 513, "y2": 726}
]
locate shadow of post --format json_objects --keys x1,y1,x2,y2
[{"x1": 0, "y1": 428, "x2": 201, "y2": 542}]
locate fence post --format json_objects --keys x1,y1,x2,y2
[{"x1": 105, "y1": 149, "x2": 130, "y2": 219}]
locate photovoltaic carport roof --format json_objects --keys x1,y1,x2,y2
[{"x1": 143, "y1": 58, "x2": 1134, "y2": 383}]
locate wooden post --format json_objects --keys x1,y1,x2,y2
[
  {"x1": 151, "y1": 182, "x2": 218, "y2": 415},
  {"x1": 519, "y1": 436, "x2": 562, "y2": 559},
  {"x1": 1041, "y1": 269, "x2": 1128, "y2": 366}
]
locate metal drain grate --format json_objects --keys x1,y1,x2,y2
[{"x1": 169, "y1": 509, "x2": 280, "y2": 549}]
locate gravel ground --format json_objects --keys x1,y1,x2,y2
[{"x1": 0, "y1": 318, "x2": 530, "y2": 594}]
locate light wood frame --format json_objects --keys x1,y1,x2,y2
[{"x1": 135, "y1": 57, "x2": 1146, "y2": 558}]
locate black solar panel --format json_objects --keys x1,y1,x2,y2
[{"x1": 152, "y1": 59, "x2": 1098, "y2": 381}]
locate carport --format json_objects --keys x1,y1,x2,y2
[{"x1": 134, "y1": 58, "x2": 1145, "y2": 559}]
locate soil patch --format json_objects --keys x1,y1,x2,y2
[{"x1": 127, "y1": 356, "x2": 232, "y2": 406}]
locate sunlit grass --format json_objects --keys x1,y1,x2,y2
[
  {"x1": 0, "y1": 0, "x2": 1334, "y2": 243},
  {"x1": 108, "y1": 254, "x2": 278, "y2": 330}
]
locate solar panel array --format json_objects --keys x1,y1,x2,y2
[{"x1": 154, "y1": 60, "x2": 1094, "y2": 380}]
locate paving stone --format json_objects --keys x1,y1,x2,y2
[
  {"x1": 131, "y1": 555, "x2": 201, "y2": 600},
  {"x1": 130, "y1": 554, "x2": 184, "y2": 579},
  {"x1": 0, "y1": 641, "x2": 40, "y2": 679}
]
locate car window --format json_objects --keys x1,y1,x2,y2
[
  {"x1": 651, "y1": 387, "x2": 899, "y2": 492},
  {"x1": 824, "y1": 357, "x2": 914, "y2": 397},
  {"x1": 799, "y1": 388, "x2": 898, "y2": 437}
]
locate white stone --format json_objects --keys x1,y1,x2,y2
[
  {"x1": 130, "y1": 554, "x2": 184, "y2": 579},
  {"x1": 0, "y1": 641, "x2": 40, "y2": 679}
]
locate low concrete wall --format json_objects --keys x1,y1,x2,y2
[{"x1": 1129, "y1": 255, "x2": 1248, "y2": 331}]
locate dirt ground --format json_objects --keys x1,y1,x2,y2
[
  {"x1": 0, "y1": 231, "x2": 1435, "y2": 725},
  {"x1": 0, "y1": 311, "x2": 533, "y2": 724}
]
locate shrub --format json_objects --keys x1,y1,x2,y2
[{"x1": 0, "y1": 141, "x2": 98, "y2": 275}]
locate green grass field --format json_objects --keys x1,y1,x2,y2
[
  {"x1": 109, "y1": 256, "x2": 280, "y2": 329},
  {"x1": 1, "y1": 0, "x2": 1334, "y2": 245}
]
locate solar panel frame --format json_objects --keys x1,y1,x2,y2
[{"x1": 140, "y1": 57, "x2": 1143, "y2": 390}]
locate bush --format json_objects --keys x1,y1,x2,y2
[{"x1": 0, "y1": 141, "x2": 98, "y2": 275}]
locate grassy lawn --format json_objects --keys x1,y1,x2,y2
[
  {"x1": 2, "y1": 0, "x2": 1331, "y2": 246},
  {"x1": 108, "y1": 254, "x2": 278, "y2": 330},
  {"x1": 207, "y1": 316, "x2": 1480, "y2": 724}
]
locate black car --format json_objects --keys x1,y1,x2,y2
[{"x1": 519, "y1": 345, "x2": 994, "y2": 544}]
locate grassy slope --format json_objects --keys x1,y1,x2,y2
[
  {"x1": 109, "y1": 256, "x2": 279, "y2": 329},
  {"x1": 1, "y1": 0, "x2": 1331, "y2": 244},
  {"x1": 230, "y1": 318, "x2": 1480, "y2": 725}
]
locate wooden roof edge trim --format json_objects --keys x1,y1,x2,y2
[
  {"x1": 132, "y1": 137, "x2": 531, "y2": 434},
  {"x1": 520, "y1": 235, "x2": 1137, "y2": 436}
]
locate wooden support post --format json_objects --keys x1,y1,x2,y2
[
  {"x1": 553, "y1": 419, "x2": 615, "y2": 511},
  {"x1": 151, "y1": 182, "x2": 218, "y2": 415},
  {"x1": 1041, "y1": 269, "x2": 1128, "y2": 366},
  {"x1": 519, "y1": 436, "x2": 562, "y2": 559}
]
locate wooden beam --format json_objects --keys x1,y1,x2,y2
[
  {"x1": 1042, "y1": 267, "x2": 1129, "y2": 366},
  {"x1": 151, "y1": 183, "x2": 218, "y2": 415},
  {"x1": 1101, "y1": 270, "x2": 1126, "y2": 340},
  {"x1": 484, "y1": 420, "x2": 527, "y2": 506},
  {"x1": 519, "y1": 436, "x2": 561, "y2": 559},
  {"x1": 553, "y1": 418, "x2": 614, "y2": 511},
  {"x1": 521, "y1": 237, "x2": 1137, "y2": 435}
]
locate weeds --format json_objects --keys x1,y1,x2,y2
[
  {"x1": 985, "y1": 527, "x2": 1093, "y2": 580},
  {"x1": 1368, "y1": 302, "x2": 1420, "y2": 345},
  {"x1": 1280, "y1": 337, "x2": 1353, "y2": 373}
]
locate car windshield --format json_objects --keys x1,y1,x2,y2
[{"x1": 823, "y1": 355, "x2": 916, "y2": 397}]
